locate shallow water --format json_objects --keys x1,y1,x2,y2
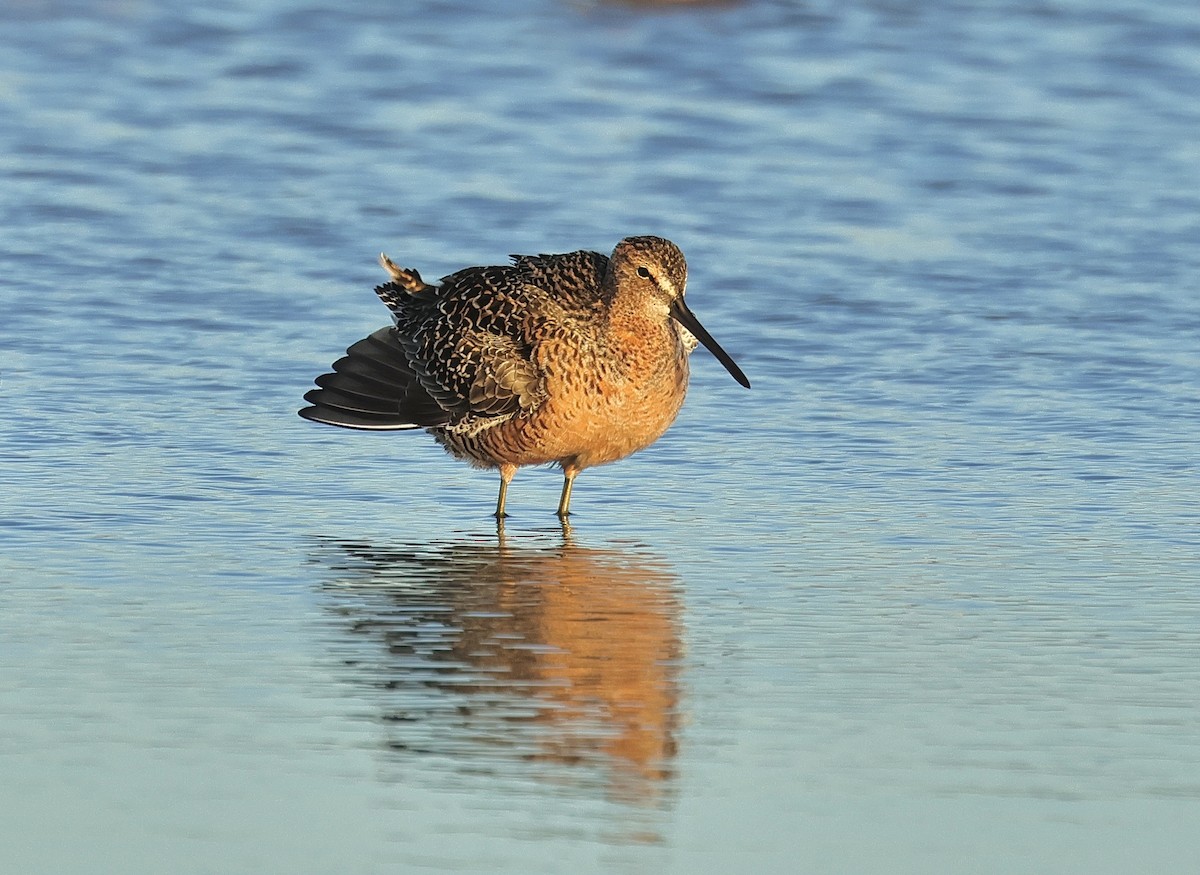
[{"x1": 3, "y1": 0, "x2": 1199, "y2": 872}]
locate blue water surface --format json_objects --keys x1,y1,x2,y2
[{"x1": 3, "y1": 1, "x2": 1199, "y2": 872}]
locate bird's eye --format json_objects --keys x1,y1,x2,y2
[{"x1": 636, "y1": 266, "x2": 651, "y2": 278}]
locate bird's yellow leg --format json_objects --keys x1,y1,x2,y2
[
  {"x1": 557, "y1": 466, "x2": 579, "y2": 519},
  {"x1": 495, "y1": 464, "x2": 516, "y2": 519}
]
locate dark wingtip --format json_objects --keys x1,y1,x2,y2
[{"x1": 299, "y1": 326, "x2": 449, "y2": 430}]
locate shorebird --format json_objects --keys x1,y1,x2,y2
[{"x1": 299, "y1": 236, "x2": 750, "y2": 518}]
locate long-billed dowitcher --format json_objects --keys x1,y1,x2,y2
[{"x1": 299, "y1": 236, "x2": 749, "y2": 518}]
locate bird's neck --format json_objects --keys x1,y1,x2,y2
[{"x1": 604, "y1": 297, "x2": 685, "y2": 384}]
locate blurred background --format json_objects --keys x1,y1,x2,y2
[{"x1": 3, "y1": 1, "x2": 1199, "y2": 872}]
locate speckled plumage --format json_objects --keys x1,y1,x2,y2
[{"x1": 299, "y1": 236, "x2": 750, "y2": 517}]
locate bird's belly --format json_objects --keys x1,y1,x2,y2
[{"x1": 475, "y1": 363, "x2": 688, "y2": 470}]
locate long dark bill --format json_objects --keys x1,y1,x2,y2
[{"x1": 670, "y1": 298, "x2": 751, "y2": 389}]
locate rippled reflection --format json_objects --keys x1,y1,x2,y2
[{"x1": 314, "y1": 531, "x2": 683, "y2": 806}]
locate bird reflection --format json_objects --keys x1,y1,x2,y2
[{"x1": 314, "y1": 532, "x2": 683, "y2": 806}]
